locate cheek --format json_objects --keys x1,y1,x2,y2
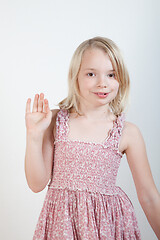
[
  {"x1": 78, "y1": 77, "x2": 93, "y2": 91},
  {"x1": 77, "y1": 78, "x2": 88, "y2": 95},
  {"x1": 111, "y1": 81, "x2": 119, "y2": 92}
]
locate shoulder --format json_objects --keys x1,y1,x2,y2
[
  {"x1": 123, "y1": 121, "x2": 145, "y2": 151},
  {"x1": 123, "y1": 121, "x2": 141, "y2": 136},
  {"x1": 121, "y1": 121, "x2": 145, "y2": 153},
  {"x1": 51, "y1": 109, "x2": 60, "y2": 120},
  {"x1": 48, "y1": 109, "x2": 60, "y2": 128}
]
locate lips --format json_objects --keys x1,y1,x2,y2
[
  {"x1": 94, "y1": 92, "x2": 108, "y2": 95},
  {"x1": 93, "y1": 92, "x2": 109, "y2": 98}
]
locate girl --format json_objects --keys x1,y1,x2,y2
[{"x1": 25, "y1": 37, "x2": 160, "y2": 240}]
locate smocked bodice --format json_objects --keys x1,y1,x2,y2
[{"x1": 49, "y1": 109, "x2": 125, "y2": 195}]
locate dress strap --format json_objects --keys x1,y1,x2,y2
[
  {"x1": 107, "y1": 113, "x2": 125, "y2": 156},
  {"x1": 114, "y1": 113, "x2": 125, "y2": 137},
  {"x1": 54, "y1": 109, "x2": 68, "y2": 143}
]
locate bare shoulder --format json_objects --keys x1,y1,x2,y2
[
  {"x1": 123, "y1": 120, "x2": 147, "y2": 155},
  {"x1": 123, "y1": 121, "x2": 142, "y2": 138},
  {"x1": 51, "y1": 109, "x2": 60, "y2": 121},
  {"x1": 121, "y1": 121, "x2": 144, "y2": 153},
  {"x1": 47, "y1": 109, "x2": 60, "y2": 129}
]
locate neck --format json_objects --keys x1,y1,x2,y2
[{"x1": 76, "y1": 104, "x2": 113, "y2": 121}]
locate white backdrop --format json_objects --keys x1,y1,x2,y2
[{"x1": 0, "y1": 0, "x2": 160, "y2": 239}]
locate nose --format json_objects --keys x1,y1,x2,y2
[{"x1": 97, "y1": 75, "x2": 107, "y2": 88}]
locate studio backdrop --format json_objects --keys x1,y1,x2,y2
[{"x1": 0, "y1": 0, "x2": 160, "y2": 239}]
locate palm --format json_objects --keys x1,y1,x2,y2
[{"x1": 25, "y1": 93, "x2": 52, "y2": 133}]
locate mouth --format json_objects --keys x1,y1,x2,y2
[
  {"x1": 94, "y1": 92, "x2": 109, "y2": 96},
  {"x1": 93, "y1": 92, "x2": 110, "y2": 98}
]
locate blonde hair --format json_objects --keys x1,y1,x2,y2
[{"x1": 58, "y1": 36, "x2": 130, "y2": 116}]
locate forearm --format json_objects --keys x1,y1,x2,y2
[
  {"x1": 25, "y1": 132, "x2": 49, "y2": 192},
  {"x1": 140, "y1": 192, "x2": 160, "y2": 239}
]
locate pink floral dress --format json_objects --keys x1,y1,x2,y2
[{"x1": 33, "y1": 109, "x2": 141, "y2": 240}]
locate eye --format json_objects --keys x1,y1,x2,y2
[
  {"x1": 87, "y1": 72, "x2": 95, "y2": 77},
  {"x1": 108, "y1": 73, "x2": 116, "y2": 78}
]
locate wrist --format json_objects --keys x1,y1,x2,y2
[{"x1": 26, "y1": 129, "x2": 44, "y2": 142}]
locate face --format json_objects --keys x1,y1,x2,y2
[{"x1": 77, "y1": 48, "x2": 119, "y2": 109}]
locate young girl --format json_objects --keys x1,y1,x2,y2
[{"x1": 25, "y1": 37, "x2": 160, "y2": 240}]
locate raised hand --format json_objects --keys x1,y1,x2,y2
[{"x1": 25, "y1": 93, "x2": 52, "y2": 136}]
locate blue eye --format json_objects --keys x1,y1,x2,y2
[{"x1": 87, "y1": 73, "x2": 95, "y2": 77}]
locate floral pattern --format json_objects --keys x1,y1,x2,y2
[{"x1": 33, "y1": 109, "x2": 141, "y2": 240}]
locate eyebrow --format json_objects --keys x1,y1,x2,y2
[{"x1": 84, "y1": 68, "x2": 115, "y2": 72}]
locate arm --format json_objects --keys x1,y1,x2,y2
[
  {"x1": 41, "y1": 109, "x2": 59, "y2": 185},
  {"x1": 124, "y1": 122, "x2": 160, "y2": 239},
  {"x1": 25, "y1": 93, "x2": 59, "y2": 193}
]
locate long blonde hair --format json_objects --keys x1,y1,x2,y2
[{"x1": 58, "y1": 36, "x2": 130, "y2": 116}]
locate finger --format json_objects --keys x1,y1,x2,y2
[
  {"x1": 38, "y1": 93, "x2": 44, "y2": 112},
  {"x1": 26, "y1": 98, "x2": 31, "y2": 113},
  {"x1": 32, "y1": 94, "x2": 39, "y2": 113},
  {"x1": 44, "y1": 99, "x2": 50, "y2": 113}
]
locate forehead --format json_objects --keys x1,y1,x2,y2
[{"x1": 80, "y1": 47, "x2": 113, "y2": 70}]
